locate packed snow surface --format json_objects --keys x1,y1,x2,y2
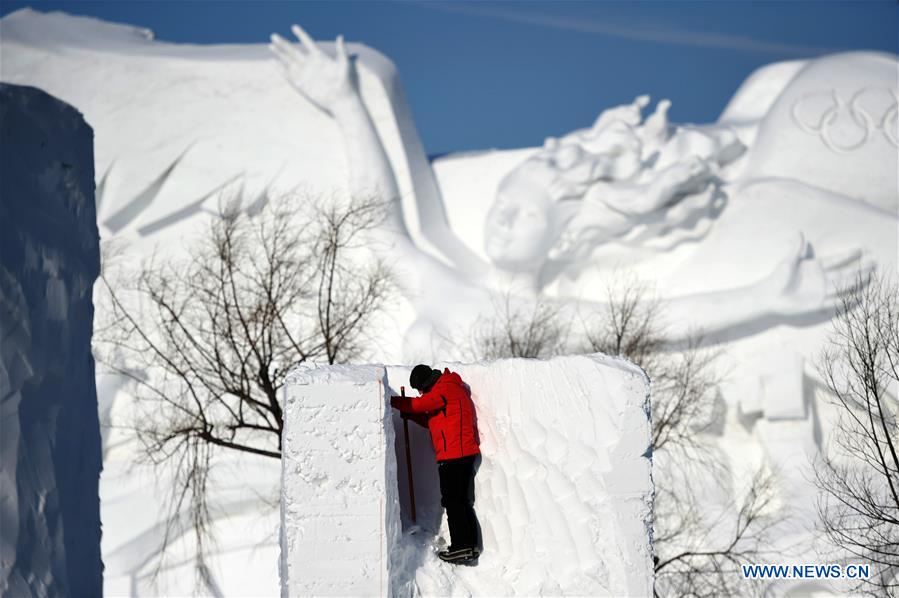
[
  {"x1": 281, "y1": 365, "x2": 393, "y2": 597},
  {"x1": 282, "y1": 355, "x2": 654, "y2": 597},
  {"x1": 0, "y1": 83, "x2": 103, "y2": 597}
]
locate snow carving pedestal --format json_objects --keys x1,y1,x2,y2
[{"x1": 281, "y1": 355, "x2": 653, "y2": 597}]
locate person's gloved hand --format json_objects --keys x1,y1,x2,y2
[{"x1": 390, "y1": 396, "x2": 401, "y2": 410}]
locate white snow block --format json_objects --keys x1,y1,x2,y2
[
  {"x1": 280, "y1": 365, "x2": 396, "y2": 597},
  {"x1": 721, "y1": 350, "x2": 806, "y2": 420},
  {"x1": 282, "y1": 354, "x2": 653, "y2": 597},
  {"x1": 760, "y1": 351, "x2": 806, "y2": 421},
  {"x1": 0, "y1": 84, "x2": 103, "y2": 596},
  {"x1": 390, "y1": 354, "x2": 654, "y2": 597}
]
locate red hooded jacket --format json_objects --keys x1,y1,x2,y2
[{"x1": 391, "y1": 368, "x2": 480, "y2": 462}]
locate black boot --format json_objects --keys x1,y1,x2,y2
[{"x1": 437, "y1": 545, "x2": 477, "y2": 563}]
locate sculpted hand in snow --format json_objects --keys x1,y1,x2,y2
[
  {"x1": 270, "y1": 25, "x2": 357, "y2": 114},
  {"x1": 270, "y1": 25, "x2": 412, "y2": 244},
  {"x1": 761, "y1": 233, "x2": 872, "y2": 317}
]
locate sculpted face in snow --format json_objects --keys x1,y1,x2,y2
[
  {"x1": 484, "y1": 170, "x2": 560, "y2": 271},
  {"x1": 482, "y1": 95, "x2": 741, "y2": 278}
]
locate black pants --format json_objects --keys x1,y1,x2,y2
[{"x1": 437, "y1": 454, "x2": 479, "y2": 550}]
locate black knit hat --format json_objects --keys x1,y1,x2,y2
[{"x1": 410, "y1": 364, "x2": 441, "y2": 392}]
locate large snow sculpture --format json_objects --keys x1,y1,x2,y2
[
  {"x1": 270, "y1": 26, "x2": 873, "y2": 362},
  {"x1": 281, "y1": 355, "x2": 653, "y2": 597},
  {"x1": 0, "y1": 84, "x2": 103, "y2": 597}
]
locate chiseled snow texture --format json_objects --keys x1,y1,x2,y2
[
  {"x1": 282, "y1": 354, "x2": 653, "y2": 597},
  {"x1": 281, "y1": 365, "x2": 394, "y2": 597},
  {"x1": 0, "y1": 84, "x2": 103, "y2": 596}
]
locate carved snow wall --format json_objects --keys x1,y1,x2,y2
[
  {"x1": 280, "y1": 365, "x2": 395, "y2": 597},
  {"x1": 0, "y1": 84, "x2": 103, "y2": 597},
  {"x1": 281, "y1": 354, "x2": 653, "y2": 597}
]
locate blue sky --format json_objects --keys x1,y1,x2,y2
[{"x1": 2, "y1": 1, "x2": 896, "y2": 155}]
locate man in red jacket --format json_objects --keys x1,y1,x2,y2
[{"x1": 390, "y1": 364, "x2": 482, "y2": 564}]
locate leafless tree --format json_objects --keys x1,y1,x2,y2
[
  {"x1": 815, "y1": 272, "x2": 899, "y2": 595},
  {"x1": 94, "y1": 192, "x2": 392, "y2": 589},
  {"x1": 652, "y1": 467, "x2": 779, "y2": 598},
  {"x1": 465, "y1": 292, "x2": 569, "y2": 360},
  {"x1": 584, "y1": 274, "x2": 666, "y2": 366},
  {"x1": 448, "y1": 273, "x2": 782, "y2": 598},
  {"x1": 582, "y1": 275, "x2": 722, "y2": 462},
  {"x1": 581, "y1": 274, "x2": 781, "y2": 598},
  {"x1": 313, "y1": 198, "x2": 394, "y2": 364}
]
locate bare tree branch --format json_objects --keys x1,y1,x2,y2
[
  {"x1": 93, "y1": 191, "x2": 393, "y2": 589},
  {"x1": 462, "y1": 292, "x2": 569, "y2": 360},
  {"x1": 814, "y1": 271, "x2": 899, "y2": 596},
  {"x1": 459, "y1": 271, "x2": 773, "y2": 597}
]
